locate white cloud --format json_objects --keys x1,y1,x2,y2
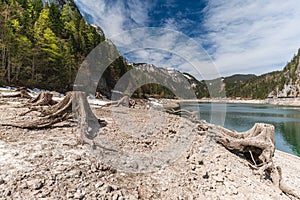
[
  {"x1": 113, "y1": 28, "x2": 220, "y2": 80},
  {"x1": 74, "y1": 0, "x2": 222, "y2": 80},
  {"x1": 202, "y1": 0, "x2": 300, "y2": 76},
  {"x1": 75, "y1": 0, "x2": 300, "y2": 79},
  {"x1": 74, "y1": 0, "x2": 152, "y2": 37}
]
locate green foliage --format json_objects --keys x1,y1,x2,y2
[
  {"x1": 0, "y1": 0, "x2": 104, "y2": 92},
  {"x1": 133, "y1": 83, "x2": 175, "y2": 99},
  {"x1": 220, "y1": 49, "x2": 300, "y2": 99}
]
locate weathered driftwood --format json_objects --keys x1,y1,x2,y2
[
  {"x1": 24, "y1": 92, "x2": 73, "y2": 117},
  {"x1": 1, "y1": 91, "x2": 104, "y2": 148},
  {"x1": 95, "y1": 92, "x2": 103, "y2": 99},
  {"x1": 19, "y1": 92, "x2": 59, "y2": 116},
  {"x1": 29, "y1": 91, "x2": 57, "y2": 106},
  {"x1": 166, "y1": 108, "x2": 199, "y2": 123},
  {"x1": 2, "y1": 92, "x2": 73, "y2": 128},
  {"x1": 209, "y1": 123, "x2": 300, "y2": 199},
  {"x1": 72, "y1": 91, "x2": 103, "y2": 147},
  {"x1": 0, "y1": 89, "x2": 32, "y2": 99},
  {"x1": 105, "y1": 95, "x2": 135, "y2": 108},
  {"x1": 212, "y1": 123, "x2": 275, "y2": 166}
]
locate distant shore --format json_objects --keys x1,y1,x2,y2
[{"x1": 173, "y1": 97, "x2": 300, "y2": 107}]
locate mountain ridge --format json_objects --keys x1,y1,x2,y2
[{"x1": 0, "y1": 0, "x2": 299, "y2": 100}]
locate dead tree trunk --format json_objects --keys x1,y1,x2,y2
[
  {"x1": 72, "y1": 91, "x2": 102, "y2": 147},
  {"x1": 209, "y1": 123, "x2": 300, "y2": 199}
]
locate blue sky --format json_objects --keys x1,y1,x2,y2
[{"x1": 74, "y1": 0, "x2": 300, "y2": 79}]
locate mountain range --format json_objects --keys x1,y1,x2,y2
[{"x1": 0, "y1": 0, "x2": 299, "y2": 100}]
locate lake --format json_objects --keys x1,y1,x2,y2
[{"x1": 181, "y1": 102, "x2": 300, "y2": 157}]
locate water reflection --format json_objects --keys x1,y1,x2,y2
[{"x1": 279, "y1": 122, "x2": 300, "y2": 156}]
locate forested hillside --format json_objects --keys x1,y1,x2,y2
[
  {"x1": 225, "y1": 49, "x2": 300, "y2": 99},
  {"x1": 0, "y1": 0, "x2": 104, "y2": 92},
  {"x1": 1, "y1": 0, "x2": 299, "y2": 100}
]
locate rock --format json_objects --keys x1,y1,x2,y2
[
  {"x1": 75, "y1": 170, "x2": 82, "y2": 178},
  {"x1": 90, "y1": 164, "x2": 98, "y2": 172},
  {"x1": 112, "y1": 193, "x2": 119, "y2": 200},
  {"x1": 41, "y1": 190, "x2": 51, "y2": 198},
  {"x1": 202, "y1": 172, "x2": 209, "y2": 179},
  {"x1": 106, "y1": 185, "x2": 114, "y2": 193},
  {"x1": 54, "y1": 154, "x2": 64, "y2": 160},
  {"x1": 95, "y1": 181, "x2": 104, "y2": 188},
  {"x1": 226, "y1": 186, "x2": 238, "y2": 195},
  {"x1": 0, "y1": 179, "x2": 5, "y2": 184},
  {"x1": 3, "y1": 189, "x2": 11, "y2": 196},
  {"x1": 224, "y1": 181, "x2": 239, "y2": 195},
  {"x1": 73, "y1": 155, "x2": 81, "y2": 161},
  {"x1": 66, "y1": 192, "x2": 74, "y2": 198},
  {"x1": 19, "y1": 181, "x2": 28, "y2": 189},
  {"x1": 27, "y1": 179, "x2": 44, "y2": 190},
  {"x1": 74, "y1": 189, "x2": 85, "y2": 199},
  {"x1": 212, "y1": 175, "x2": 224, "y2": 182}
]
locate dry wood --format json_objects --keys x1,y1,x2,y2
[
  {"x1": 95, "y1": 92, "x2": 103, "y2": 99},
  {"x1": 209, "y1": 123, "x2": 300, "y2": 198},
  {"x1": 211, "y1": 123, "x2": 275, "y2": 165},
  {"x1": 105, "y1": 95, "x2": 135, "y2": 108},
  {"x1": 166, "y1": 108, "x2": 199, "y2": 122},
  {"x1": 1, "y1": 91, "x2": 105, "y2": 148},
  {"x1": 72, "y1": 91, "x2": 102, "y2": 147},
  {"x1": 0, "y1": 89, "x2": 32, "y2": 99},
  {"x1": 29, "y1": 91, "x2": 57, "y2": 106},
  {"x1": 2, "y1": 92, "x2": 73, "y2": 128}
]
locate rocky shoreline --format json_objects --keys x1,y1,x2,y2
[
  {"x1": 174, "y1": 97, "x2": 300, "y2": 106},
  {"x1": 0, "y1": 96, "x2": 300, "y2": 199}
]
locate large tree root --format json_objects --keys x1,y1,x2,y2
[
  {"x1": 2, "y1": 92, "x2": 73, "y2": 128},
  {"x1": 1, "y1": 91, "x2": 105, "y2": 148},
  {"x1": 29, "y1": 91, "x2": 57, "y2": 106},
  {"x1": 19, "y1": 92, "x2": 59, "y2": 116},
  {"x1": 20, "y1": 91, "x2": 77, "y2": 117},
  {"x1": 209, "y1": 123, "x2": 300, "y2": 199}
]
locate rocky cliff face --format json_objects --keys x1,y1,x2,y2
[
  {"x1": 268, "y1": 50, "x2": 300, "y2": 98},
  {"x1": 132, "y1": 63, "x2": 193, "y2": 89},
  {"x1": 129, "y1": 63, "x2": 197, "y2": 99}
]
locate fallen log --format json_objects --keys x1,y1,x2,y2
[
  {"x1": 104, "y1": 95, "x2": 135, "y2": 108},
  {"x1": 0, "y1": 89, "x2": 32, "y2": 99},
  {"x1": 166, "y1": 108, "x2": 199, "y2": 123}
]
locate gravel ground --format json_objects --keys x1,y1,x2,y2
[{"x1": 0, "y1": 97, "x2": 299, "y2": 199}]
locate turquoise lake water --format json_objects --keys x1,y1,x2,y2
[{"x1": 181, "y1": 102, "x2": 300, "y2": 157}]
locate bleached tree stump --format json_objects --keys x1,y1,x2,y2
[
  {"x1": 72, "y1": 91, "x2": 102, "y2": 147},
  {"x1": 1, "y1": 91, "x2": 103, "y2": 147},
  {"x1": 209, "y1": 123, "x2": 300, "y2": 198}
]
